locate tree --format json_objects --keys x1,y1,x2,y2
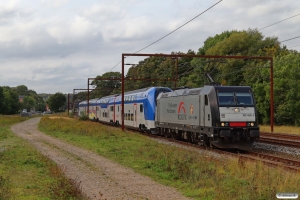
[
  {"x1": 0, "y1": 87, "x2": 4, "y2": 113},
  {"x1": 272, "y1": 51, "x2": 300, "y2": 125},
  {"x1": 22, "y1": 96, "x2": 36, "y2": 111},
  {"x1": 48, "y1": 92, "x2": 66, "y2": 112},
  {"x1": 1, "y1": 87, "x2": 19, "y2": 114},
  {"x1": 91, "y1": 72, "x2": 122, "y2": 97},
  {"x1": 14, "y1": 85, "x2": 28, "y2": 95},
  {"x1": 187, "y1": 29, "x2": 281, "y2": 88}
]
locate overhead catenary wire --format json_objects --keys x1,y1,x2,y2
[
  {"x1": 134, "y1": 0, "x2": 223, "y2": 54},
  {"x1": 106, "y1": 3, "x2": 300, "y2": 88},
  {"x1": 107, "y1": 0, "x2": 223, "y2": 72},
  {"x1": 258, "y1": 14, "x2": 300, "y2": 30},
  {"x1": 280, "y1": 35, "x2": 300, "y2": 43}
]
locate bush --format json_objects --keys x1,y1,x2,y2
[{"x1": 78, "y1": 112, "x2": 89, "y2": 121}]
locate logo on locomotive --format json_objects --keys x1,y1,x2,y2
[
  {"x1": 178, "y1": 102, "x2": 186, "y2": 114},
  {"x1": 167, "y1": 102, "x2": 197, "y2": 120},
  {"x1": 177, "y1": 102, "x2": 186, "y2": 120}
]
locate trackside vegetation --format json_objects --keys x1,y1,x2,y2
[
  {"x1": 0, "y1": 116, "x2": 86, "y2": 200},
  {"x1": 260, "y1": 125, "x2": 300, "y2": 135},
  {"x1": 39, "y1": 116, "x2": 300, "y2": 200}
]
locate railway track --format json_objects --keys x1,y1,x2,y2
[
  {"x1": 259, "y1": 132, "x2": 300, "y2": 148},
  {"x1": 136, "y1": 130, "x2": 300, "y2": 171}
]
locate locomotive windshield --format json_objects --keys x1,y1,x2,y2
[{"x1": 218, "y1": 92, "x2": 253, "y2": 106}]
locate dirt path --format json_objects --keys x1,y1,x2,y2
[{"x1": 11, "y1": 117, "x2": 190, "y2": 200}]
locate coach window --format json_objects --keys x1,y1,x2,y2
[
  {"x1": 118, "y1": 106, "x2": 119, "y2": 112},
  {"x1": 110, "y1": 106, "x2": 113, "y2": 111},
  {"x1": 131, "y1": 114, "x2": 133, "y2": 121},
  {"x1": 140, "y1": 104, "x2": 143, "y2": 112},
  {"x1": 205, "y1": 95, "x2": 208, "y2": 106}
]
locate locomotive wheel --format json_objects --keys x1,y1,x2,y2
[
  {"x1": 186, "y1": 132, "x2": 191, "y2": 143},
  {"x1": 203, "y1": 135, "x2": 210, "y2": 148},
  {"x1": 209, "y1": 138, "x2": 214, "y2": 149},
  {"x1": 171, "y1": 133, "x2": 176, "y2": 140}
]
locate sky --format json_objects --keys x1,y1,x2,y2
[{"x1": 0, "y1": 0, "x2": 299, "y2": 94}]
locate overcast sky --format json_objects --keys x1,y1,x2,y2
[{"x1": 0, "y1": 0, "x2": 299, "y2": 94}]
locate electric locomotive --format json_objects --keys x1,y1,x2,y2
[{"x1": 155, "y1": 85, "x2": 259, "y2": 149}]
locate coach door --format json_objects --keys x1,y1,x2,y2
[{"x1": 134, "y1": 103, "x2": 137, "y2": 127}]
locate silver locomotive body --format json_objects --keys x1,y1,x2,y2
[{"x1": 155, "y1": 86, "x2": 259, "y2": 149}]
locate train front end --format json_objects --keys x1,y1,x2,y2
[{"x1": 211, "y1": 86, "x2": 259, "y2": 149}]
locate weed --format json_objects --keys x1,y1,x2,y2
[
  {"x1": 78, "y1": 112, "x2": 89, "y2": 121},
  {"x1": 0, "y1": 175, "x2": 11, "y2": 200},
  {"x1": 49, "y1": 165, "x2": 85, "y2": 200}
]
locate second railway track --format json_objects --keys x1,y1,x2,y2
[
  {"x1": 137, "y1": 129, "x2": 300, "y2": 171},
  {"x1": 259, "y1": 132, "x2": 300, "y2": 148}
]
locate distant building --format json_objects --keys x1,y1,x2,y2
[
  {"x1": 19, "y1": 95, "x2": 25, "y2": 102},
  {"x1": 46, "y1": 103, "x2": 50, "y2": 111}
]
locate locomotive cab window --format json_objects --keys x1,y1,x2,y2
[
  {"x1": 236, "y1": 92, "x2": 253, "y2": 105},
  {"x1": 217, "y1": 92, "x2": 254, "y2": 106},
  {"x1": 217, "y1": 92, "x2": 235, "y2": 106}
]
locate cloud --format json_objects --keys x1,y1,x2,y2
[
  {"x1": 47, "y1": 15, "x2": 95, "y2": 44},
  {"x1": 41, "y1": 0, "x2": 69, "y2": 8},
  {"x1": 1, "y1": 0, "x2": 300, "y2": 93}
]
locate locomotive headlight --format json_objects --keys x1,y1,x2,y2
[
  {"x1": 221, "y1": 122, "x2": 229, "y2": 127},
  {"x1": 251, "y1": 122, "x2": 255, "y2": 126}
]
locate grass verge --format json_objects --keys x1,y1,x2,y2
[
  {"x1": 39, "y1": 116, "x2": 300, "y2": 200},
  {"x1": 0, "y1": 115, "x2": 86, "y2": 200},
  {"x1": 260, "y1": 125, "x2": 300, "y2": 135}
]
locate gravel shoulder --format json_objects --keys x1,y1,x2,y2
[{"x1": 11, "y1": 117, "x2": 190, "y2": 200}]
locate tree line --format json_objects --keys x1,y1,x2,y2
[
  {"x1": 87, "y1": 29, "x2": 299, "y2": 126},
  {"x1": 0, "y1": 85, "x2": 66, "y2": 114}
]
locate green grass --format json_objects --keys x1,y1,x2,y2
[
  {"x1": 260, "y1": 125, "x2": 300, "y2": 135},
  {"x1": 0, "y1": 115, "x2": 86, "y2": 200},
  {"x1": 39, "y1": 116, "x2": 300, "y2": 200}
]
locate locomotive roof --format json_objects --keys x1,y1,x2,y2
[{"x1": 159, "y1": 85, "x2": 253, "y2": 98}]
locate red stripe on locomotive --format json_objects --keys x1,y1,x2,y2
[{"x1": 230, "y1": 122, "x2": 246, "y2": 127}]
